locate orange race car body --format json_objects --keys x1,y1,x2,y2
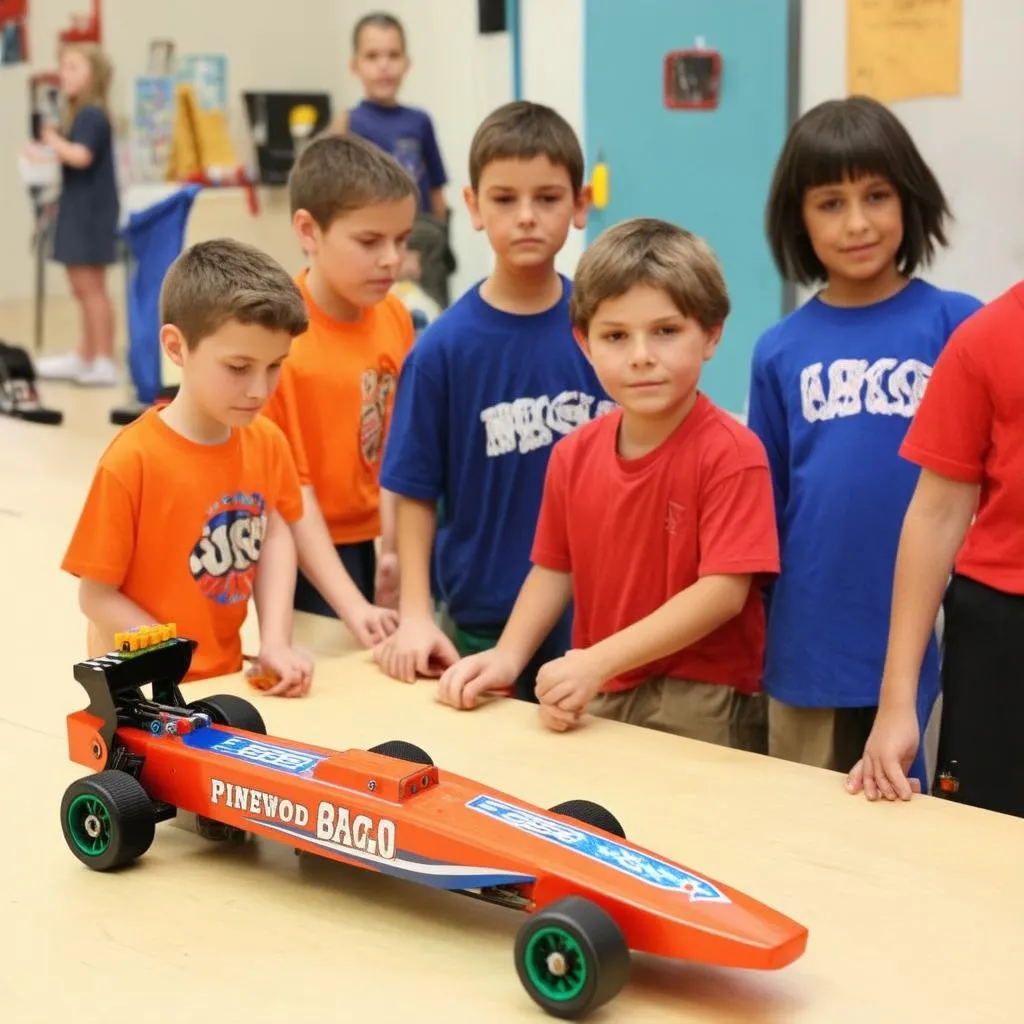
[{"x1": 61, "y1": 626, "x2": 808, "y2": 1019}]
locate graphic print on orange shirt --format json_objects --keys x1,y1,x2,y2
[
  {"x1": 359, "y1": 356, "x2": 399, "y2": 469},
  {"x1": 189, "y1": 491, "x2": 267, "y2": 605}
]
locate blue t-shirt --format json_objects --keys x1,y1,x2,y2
[
  {"x1": 380, "y1": 277, "x2": 615, "y2": 627},
  {"x1": 348, "y1": 100, "x2": 447, "y2": 214},
  {"x1": 747, "y1": 278, "x2": 982, "y2": 719}
]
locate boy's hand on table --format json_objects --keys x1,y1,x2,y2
[
  {"x1": 373, "y1": 615, "x2": 459, "y2": 683},
  {"x1": 436, "y1": 649, "x2": 516, "y2": 710},
  {"x1": 538, "y1": 703, "x2": 581, "y2": 732},
  {"x1": 846, "y1": 702, "x2": 922, "y2": 801},
  {"x1": 374, "y1": 552, "x2": 400, "y2": 610},
  {"x1": 254, "y1": 643, "x2": 314, "y2": 697},
  {"x1": 342, "y1": 599, "x2": 400, "y2": 648},
  {"x1": 535, "y1": 649, "x2": 605, "y2": 724}
]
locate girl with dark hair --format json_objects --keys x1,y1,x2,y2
[{"x1": 745, "y1": 95, "x2": 980, "y2": 787}]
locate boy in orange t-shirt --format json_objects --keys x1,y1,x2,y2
[
  {"x1": 262, "y1": 133, "x2": 417, "y2": 647},
  {"x1": 62, "y1": 239, "x2": 314, "y2": 694}
]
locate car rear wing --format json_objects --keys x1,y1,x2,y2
[{"x1": 72, "y1": 626, "x2": 197, "y2": 748}]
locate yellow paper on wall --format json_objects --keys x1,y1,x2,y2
[{"x1": 847, "y1": 0, "x2": 962, "y2": 103}]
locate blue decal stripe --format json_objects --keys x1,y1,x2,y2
[
  {"x1": 466, "y1": 795, "x2": 730, "y2": 903},
  {"x1": 183, "y1": 729, "x2": 328, "y2": 776},
  {"x1": 249, "y1": 818, "x2": 536, "y2": 891}
]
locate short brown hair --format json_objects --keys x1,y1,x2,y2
[
  {"x1": 570, "y1": 218, "x2": 730, "y2": 336},
  {"x1": 288, "y1": 133, "x2": 417, "y2": 229},
  {"x1": 160, "y1": 238, "x2": 308, "y2": 349},
  {"x1": 352, "y1": 12, "x2": 406, "y2": 52},
  {"x1": 767, "y1": 96, "x2": 952, "y2": 284},
  {"x1": 469, "y1": 100, "x2": 584, "y2": 194}
]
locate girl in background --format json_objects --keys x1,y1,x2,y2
[
  {"x1": 36, "y1": 43, "x2": 119, "y2": 387},
  {"x1": 746, "y1": 96, "x2": 981, "y2": 789}
]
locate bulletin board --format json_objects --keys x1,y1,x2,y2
[{"x1": 846, "y1": 0, "x2": 962, "y2": 103}]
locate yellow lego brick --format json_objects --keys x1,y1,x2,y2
[{"x1": 113, "y1": 622, "x2": 178, "y2": 655}]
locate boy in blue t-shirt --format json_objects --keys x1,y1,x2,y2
[
  {"x1": 331, "y1": 12, "x2": 453, "y2": 308},
  {"x1": 374, "y1": 100, "x2": 614, "y2": 700}
]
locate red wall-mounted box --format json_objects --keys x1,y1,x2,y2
[{"x1": 664, "y1": 48, "x2": 723, "y2": 110}]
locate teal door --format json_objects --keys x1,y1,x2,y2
[{"x1": 584, "y1": 0, "x2": 798, "y2": 414}]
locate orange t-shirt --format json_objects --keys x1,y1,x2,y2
[
  {"x1": 61, "y1": 408, "x2": 304, "y2": 681},
  {"x1": 262, "y1": 270, "x2": 415, "y2": 545}
]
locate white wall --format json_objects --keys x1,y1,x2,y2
[
  {"x1": 0, "y1": 0, "x2": 512, "y2": 309},
  {"x1": 336, "y1": 0, "x2": 512, "y2": 302},
  {"x1": 800, "y1": 1, "x2": 1024, "y2": 304},
  {"x1": 520, "y1": 0, "x2": 585, "y2": 278},
  {"x1": 5, "y1": 1, "x2": 1020, "y2": 311},
  {"x1": 519, "y1": 0, "x2": 1024, "y2": 305},
  {"x1": 0, "y1": 0, "x2": 348, "y2": 304}
]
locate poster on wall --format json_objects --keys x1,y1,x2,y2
[
  {"x1": 133, "y1": 76, "x2": 175, "y2": 182},
  {"x1": 0, "y1": 0, "x2": 29, "y2": 65},
  {"x1": 846, "y1": 0, "x2": 962, "y2": 103},
  {"x1": 175, "y1": 54, "x2": 228, "y2": 111}
]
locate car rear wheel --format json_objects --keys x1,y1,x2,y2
[
  {"x1": 514, "y1": 896, "x2": 630, "y2": 1019},
  {"x1": 61, "y1": 770, "x2": 155, "y2": 871},
  {"x1": 184, "y1": 694, "x2": 265, "y2": 840},
  {"x1": 187, "y1": 694, "x2": 266, "y2": 734},
  {"x1": 368, "y1": 740, "x2": 433, "y2": 765},
  {"x1": 548, "y1": 799, "x2": 626, "y2": 839}
]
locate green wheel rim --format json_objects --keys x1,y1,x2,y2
[
  {"x1": 524, "y1": 926, "x2": 588, "y2": 1002},
  {"x1": 67, "y1": 793, "x2": 112, "y2": 857}
]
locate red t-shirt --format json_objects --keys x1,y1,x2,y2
[
  {"x1": 900, "y1": 281, "x2": 1024, "y2": 594},
  {"x1": 531, "y1": 394, "x2": 780, "y2": 694}
]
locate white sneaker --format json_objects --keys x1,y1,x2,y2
[
  {"x1": 75, "y1": 356, "x2": 119, "y2": 387},
  {"x1": 34, "y1": 351, "x2": 89, "y2": 381}
]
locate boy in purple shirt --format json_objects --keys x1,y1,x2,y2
[{"x1": 330, "y1": 12, "x2": 454, "y2": 307}]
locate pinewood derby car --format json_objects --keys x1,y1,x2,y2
[{"x1": 61, "y1": 624, "x2": 808, "y2": 1019}]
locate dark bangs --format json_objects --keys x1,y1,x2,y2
[{"x1": 766, "y1": 96, "x2": 952, "y2": 284}]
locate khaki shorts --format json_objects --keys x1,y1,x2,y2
[
  {"x1": 767, "y1": 697, "x2": 877, "y2": 773},
  {"x1": 589, "y1": 676, "x2": 767, "y2": 754}
]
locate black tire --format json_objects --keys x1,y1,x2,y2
[
  {"x1": 514, "y1": 896, "x2": 630, "y2": 1019},
  {"x1": 368, "y1": 740, "x2": 433, "y2": 765},
  {"x1": 188, "y1": 694, "x2": 266, "y2": 734},
  {"x1": 60, "y1": 770, "x2": 155, "y2": 871},
  {"x1": 549, "y1": 799, "x2": 626, "y2": 839}
]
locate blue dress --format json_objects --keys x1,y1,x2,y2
[{"x1": 52, "y1": 104, "x2": 120, "y2": 267}]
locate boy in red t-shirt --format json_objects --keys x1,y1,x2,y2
[
  {"x1": 437, "y1": 218, "x2": 780, "y2": 749},
  {"x1": 62, "y1": 239, "x2": 314, "y2": 695},
  {"x1": 848, "y1": 281, "x2": 1024, "y2": 818},
  {"x1": 262, "y1": 133, "x2": 417, "y2": 648}
]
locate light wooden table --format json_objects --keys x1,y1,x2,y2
[{"x1": 2, "y1": 384, "x2": 1022, "y2": 1022}]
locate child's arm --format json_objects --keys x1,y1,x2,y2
[
  {"x1": 374, "y1": 495, "x2": 460, "y2": 682},
  {"x1": 535, "y1": 574, "x2": 751, "y2": 715},
  {"x1": 535, "y1": 451, "x2": 778, "y2": 721},
  {"x1": 290, "y1": 486, "x2": 398, "y2": 646},
  {"x1": 429, "y1": 189, "x2": 448, "y2": 223},
  {"x1": 746, "y1": 338, "x2": 789, "y2": 613},
  {"x1": 847, "y1": 469, "x2": 978, "y2": 800},
  {"x1": 252, "y1": 510, "x2": 313, "y2": 696},
  {"x1": 422, "y1": 114, "x2": 448, "y2": 222},
  {"x1": 79, "y1": 580, "x2": 160, "y2": 653},
  {"x1": 374, "y1": 487, "x2": 400, "y2": 609},
  {"x1": 41, "y1": 124, "x2": 95, "y2": 168},
  {"x1": 373, "y1": 339, "x2": 460, "y2": 681},
  {"x1": 324, "y1": 109, "x2": 350, "y2": 136},
  {"x1": 437, "y1": 566, "x2": 573, "y2": 709},
  {"x1": 849, "y1": 320, "x2": 989, "y2": 801}
]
